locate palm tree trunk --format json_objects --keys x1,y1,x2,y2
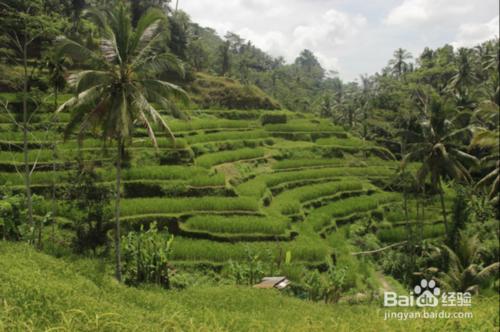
[
  {"x1": 421, "y1": 195, "x2": 425, "y2": 240},
  {"x1": 51, "y1": 143, "x2": 57, "y2": 238},
  {"x1": 22, "y1": 36, "x2": 34, "y2": 237},
  {"x1": 403, "y1": 188, "x2": 411, "y2": 243},
  {"x1": 114, "y1": 139, "x2": 123, "y2": 282},
  {"x1": 51, "y1": 88, "x2": 58, "y2": 239},
  {"x1": 438, "y1": 181, "x2": 449, "y2": 237}
]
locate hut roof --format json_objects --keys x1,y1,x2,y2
[{"x1": 253, "y1": 276, "x2": 290, "y2": 289}]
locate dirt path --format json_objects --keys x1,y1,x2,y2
[{"x1": 376, "y1": 271, "x2": 394, "y2": 294}]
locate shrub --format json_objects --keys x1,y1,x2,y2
[
  {"x1": 0, "y1": 188, "x2": 25, "y2": 240},
  {"x1": 260, "y1": 112, "x2": 287, "y2": 125},
  {"x1": 187, "y1": 73, "x2": 281, "y2": 109},
  {"x1": 62, "y1": 163, "x2": 112, "y2": 254},
  {"x1": 121, "y1": 223, "x2": 174, "y2": 288}
]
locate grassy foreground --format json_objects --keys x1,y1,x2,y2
[{"x1": 0, "y1": 243, "x2": 498, "y2": 332}]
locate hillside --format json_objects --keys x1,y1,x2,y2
[
  {"x1": 0, "y1": 102, "x2": 441, "y2": 270},
  {"x1": 1, "y1": 242, "x2": 498, "y2": 331},
  {"x1": 1, "y1": 95, "x2": 463, "y2": 303},
  {"x1": 186, "y1": 73, "x2": 281, "y2": 110}
]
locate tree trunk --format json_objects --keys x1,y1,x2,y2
[
  {"x1": 416, "y1": 199, "x2": 421, "y2": 242},
  {"x1": 438, "y1": 181, "x2": 449, "y2": 237},
  {"x1": 51, "y1": 88, "x2": 58, "y2": 239},
  {"x1": 114, "y1": 139, "x2": 123, "y2": 282},
  {"x1": 22, "y1": 38, "x2": 34, "y2": 238},
  {"x1": 51, "y1": 143, "x2": 57, "y2": 238},
  {"x1": 403, "y1": 188, "x2": 410, "y2": 243}
]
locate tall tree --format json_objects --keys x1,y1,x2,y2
[
  {"x1": 470, "y1": 100, "x2": 499, "y2": 204},
  {"x1": 56, "y1": 5, "x2": 188, "y2": 281},
  {"x1": 217, "y1": 40, "x2": 231, "y2": 76},
  {"x1": 389, "y1": 48, "x2": 412, "y2": 79},
  {"x1": 423, "y1": 234, "x2": 499, "y2": 293},
  {"x1": 0, "y1": 0, "x2": 62, "y2": 241},
  {"x1": 358, "y1": 74, "x2": 373, "y2": 140},
  {"x1": 403, "y1": 97, "x2": 478, "y2": 237},
  {"x1": 447, "y1": 48, "x2": 478, "y2": 97}
]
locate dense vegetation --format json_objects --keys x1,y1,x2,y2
[{"x1": 0, "y1": 0, "x2": 498, "y2": 331}]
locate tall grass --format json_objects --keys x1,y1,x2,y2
[
  {"x1": 308, "y1": 192, "x2": 401, "y2": 231},
  {"x1": 1, "y1": 234, "x2": 497, "y2": 331},
  {"x1": 122, "y1": 166, "x2": 208, "y2": 181},
  {"x1": 377, "y1": 223, "x2": 445, "y2": 242},
  {"x1": 0, "y1": 166, "x2": 225, "y2": 187},
  {"x1": 272, "y1": 158, "x2": 347, "y2": 170},
  {"x1": 238, "y1": 166, "x2": 396, "y2": 197},
  {"x1": 168, "y1": 119, "x2": 257, "y2": 132},
  {"x1": 316, "y1": 136, "x2": 371, "y2": 147},
  {"x1": 185, "y1": 130, "x2": 270, "y2": 144},
  {"x1": 0, "y1": 170, "x2": 71, "y2": 185},
  {"x1": 272, "y1": 157, "x2": 396, "y2": 170},
  {"x1": 264, "y1": 120, "x2": 342, "y2": 132},
  {"x1": 0, "y1": 150, "x2": 57, "y2": 163},
  {"x1": 121, "y1": 197, "x2": 259, "y2": 216},
  {"x1": 183, "y1": 215, "x2": 287, "y2": 235},
  {"x1": 171, "y1": 238, "x2": 329, "y2": 263},
  {"x1": 0, "y1": 130, "x2": 59, "y2": 141},
  {"x1": 195, "y1": 148, "x2": 265, "y2": 168},
  {"x1": 271, "y1": 180, "x2": 365, "y2": 215}
]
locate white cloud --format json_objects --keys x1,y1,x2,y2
[
  {"x1": 384, "y1": 0, "x2": 473, "y2": 25},
  {"x1": 223, "y1": 8, "x2": 366, "y2": 74},
  {"x1": 452, "y1": 16, "x2": 499, "y2": 48},
  {"x1": 293, "y1": 10, "x2": 367, "y2": 49}
]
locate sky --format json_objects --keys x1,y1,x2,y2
[{"x1": 178, "y1": 0, "x2": 499, "y2": 81}]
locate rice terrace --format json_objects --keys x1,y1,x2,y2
[{"x1": 0, "y1": 0, "x2": 498, "y2": 331}]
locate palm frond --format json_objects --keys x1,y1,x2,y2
[
  {"x1": 56, "y1": 36, "x2": 106, "y2": 66},
  {"x1": 56, "y1": 86, "x2": 103, "y2": 114},
  {"x1": 470, "y1": 128, "x2": 499, "y2": 148},
  {"x1": 68, "y1": 70, "x2": 112, "y2": 93},
  {"x1": 475, "y1": 262, "x2": 500, "y2": 283},
  {"x1": 100, "y1": 37, "x2": 120, "y2": 63},
  {"x1": 141, "y1": 79, "x2": 189, "y2": 105},
  {"x1": 134, "y1": 52, "x2": 185, "y2": 78},
  {"x1": 131, "y1": 8, "x2": 166, "y2": 52}
]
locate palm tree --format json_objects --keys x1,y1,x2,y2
[
  {"x1": 358, "y1": 75, "x2": 373, "y2": 140},
  {"x1": 45, "y1": 50, "x2": 69, "y2": 239},
  {"x1": 447, "y1": 48, "x2": 478, "y2": 96},
  {"x1": 420, "y1": 233, "x2": 499, "y2": 293},
  {"x1": 470, "y1": 101, "x2": 499, "y2": 204},
  {"x1": 403, "y1": 97, "x2": 478, "y2": 237},
  {"x1": 56, "y1": 5, "x2": 188, "y2": 281},
  {"x1": 46, "y1": 51, "x2": 69, "y2": 110},
  {"x1": 389, "y1": 48, "x2": 412, "y2": 79}
]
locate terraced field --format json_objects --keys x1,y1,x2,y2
[{"x1": 0, "y1": 103, "x2": 447, "y2": 268}]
